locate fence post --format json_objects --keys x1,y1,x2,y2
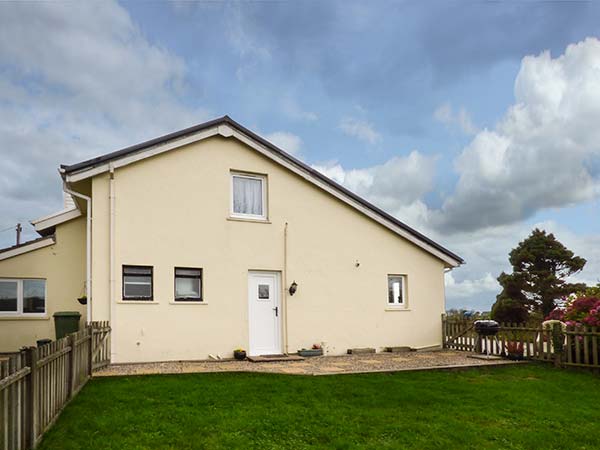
[
  {"x1": 552, "y1": 322, "x2": 564, "y2": 368},
  {"x1": 441, "y1": 314, "x2": 446, "y2": 349},
  {"x1": 24, "y1": 346, "x2": 38, "y2": 448},
  {"x1": 67, "y1": 334, "x2": 76, "y2": 398},
  {"x1": 87, "y1": 326, "x2": 93, "y2": 378}
]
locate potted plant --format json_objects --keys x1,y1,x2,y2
[
  {"x1": 504, "y1": 341, "x2": 524, "y2": 360},
  {"x1": 233, "y1": 348, "x2": 246, "y2": 361},
  {"x1": 298, "y1": 344, "x2": 323, "y2": 357},
  {"x1": 77, "y1": 295, "x2": 87, "y2": 305}
]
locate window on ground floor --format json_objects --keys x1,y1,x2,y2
[
  {"x1": 174, "y1": 267, "x2": 202, "y2": 301},
  {"x1": 122, "y1": 265, "x2": 153, "y2": 300},
  {"x1": 387, "y1": 275, "x2": 407, "y2": 308},
  {"x1": 0, "y1": 278, "x2": 46, "y2": 316}
]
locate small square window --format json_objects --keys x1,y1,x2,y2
[
  {"x1": 231, "y1": 173, "x2": 267, "y2": 220},
  {"x1": 175, "y1": 268, "x2": 202, "y2": 301},
  {"x1": 123, "y1": 265, "x2": 153, "y2": 300},
  {"x1": 258, "y1": 284, "x2": 270, "y2": 299},
  {"x1": 388, "y1": 275, "x2": 406, "y2": 307}
]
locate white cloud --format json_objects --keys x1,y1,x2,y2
[
  {"x1": 439, "y1": 216, "x2": 600, "y2": 311},
  {"x1": 282, "y1": 95, "x2": 318, "y2": 122},
  {"x1": 264, "y1": 131, "x2": 302, "y2": 156},
  {"x1": 434, "y1": 103, "x2": 477, "y2": 135},
  {"x1": 226, "y1": 4, "x2": 271, "y2": 81},
  {"x1": 338, "y1": 117, "x2": 381, "y2": 144},
  {"x1": 0, "y1": 1, "x2": 208, "y2": 247},
  {"x1": 445, "y1": 272, "x2": 498, "y2": 301},
  {"x1": 434, "y1": 38, "x2": 600, "y2": 233},
  {"x1": 312, "y1": 151, "x2": 437, "y2": 225}
]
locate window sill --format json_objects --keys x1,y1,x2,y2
[
  {"x1": 227, "y1": 217, "x2": 271, "y2": 224},
  {"x1": 0, "y1": 315, "x2": 50, "y2": 321},
  {"x1": 170, "y1": 301, "x2": 208, "y2": 305},
  {"x1": 385, "y1": 307, "x2": 411, "y2": 312},
  {"x1": 117, "y1": 300, "x2": 158, "y2": 304}
]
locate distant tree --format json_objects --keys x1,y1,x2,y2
[
  {"x1": 494, "y1": 229, "x2": 586, "y2": 317},
  {"x1": 490, "y1": 298, "x2": 529, "y2": 323}
]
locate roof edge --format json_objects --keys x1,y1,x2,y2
[
  {"x1": 0, "y1": 235, "x2": 56, "y2": 261},
  {"x1": 59, "y1": 116, "x2": 464, "y2": 266},
  {"x1": 31, "y1": 207, "x2": 82, "y2": 234}
]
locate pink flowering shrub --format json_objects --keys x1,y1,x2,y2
[{"x1": 545, "y1": 296, "x2": 600, "y2": 327}]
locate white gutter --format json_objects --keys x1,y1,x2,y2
[{"x1": 62, "y1": 180, "x2": 92, "y2": 323}]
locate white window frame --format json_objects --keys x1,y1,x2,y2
[
  {"x1": 0, "y1": 278, "x2": 47, "y2": 317},
  {"x1": 230, "y1": 172, "x2": 268, "y2": 220},
  {"x1": 387, "y1": 275, "x2": 407, "y2": 309}
]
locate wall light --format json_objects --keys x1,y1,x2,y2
[{"x1": 289, "y1": 281, "x2": 298, "y2": 296}]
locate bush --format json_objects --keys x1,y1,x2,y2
[
  {"x1": 545, "y1": 296, "x2": 600, "y2": 327},
  {"x1": 490, "y1": 298, "x2": 529, "y2": 323}
]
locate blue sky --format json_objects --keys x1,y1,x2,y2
[{"x1": 0, "y1": 1, "x2": 599, "y2": 311}]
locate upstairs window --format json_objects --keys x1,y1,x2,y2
[
  {"x1": 387, "y1": 275, "x2": 407, "y2": 308},
  {"x1": 174, "y1": 268, "x2": 202, "y2": 301},
  {"x1": 0, "y1": 278, "x2": 46, "y2": 316},
  {"x1": 231, "y1": 173, "x2": 267, "y2": 220},
  {"x1": 122, "y1": 265, "x2": 153, "y2": 301}
]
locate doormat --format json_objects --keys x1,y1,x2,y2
[{"x1": 247, "y1": 354, "x2": 305, "y2": 363}]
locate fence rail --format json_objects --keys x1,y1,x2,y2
[
  {"x1": 442, "y1": 315, "x2": 600, "y2": 369},
  {"x1": 0, "y1": 322, "x2": 111, "y2": 450}
]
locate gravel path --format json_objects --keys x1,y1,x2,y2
[{"x1": 94, "y1": 350, "x2": 521, "y2": 377}]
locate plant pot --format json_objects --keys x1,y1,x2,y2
[
  {"x1": 297, "y1": 348, "x2": 323, "y2": 357},
  {"x1": 506, "y1": 353, "x2": 524, "y2": 361},
  {"x1": 77, "y1": 297, "x2": 87, "y2": 305},
  {"x1": 233, "y1": 350, "x2": 246, "y2": 361}
]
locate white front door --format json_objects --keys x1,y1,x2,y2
[{"x1": 248, "y1": 271, "x2": 282, "y2": 356}]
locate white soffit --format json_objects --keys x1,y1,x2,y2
[{"x1": 31, "y1": 207, "x2": 82, "y2": 233}]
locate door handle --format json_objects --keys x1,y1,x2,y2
[{"x1": 273, "y1": 306, "x2": 278, "y2": 317}]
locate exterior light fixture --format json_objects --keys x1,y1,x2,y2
[{"x1": 289, "y1": 281, "x2": 298, "y2": 296}]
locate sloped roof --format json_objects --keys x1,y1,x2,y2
[
  {"x1": 61, "y1": 116, "x2": 463, "y2": 266},
  {"x1": 0, "y1": 235, "x2": 55, "y2": 261}
]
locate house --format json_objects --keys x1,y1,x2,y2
[{"x1": 0, "y1": 116, "x2": 463, "y2": 362}]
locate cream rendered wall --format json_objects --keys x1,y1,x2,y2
[
  {"x1": 0, "y1": 217, "x2": 86, "y2": 352},
  {"x1": 91, "y1": 136, "x2": 447, "y2": 363}
]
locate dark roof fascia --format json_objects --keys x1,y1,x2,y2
[
  {"x1": 60, "y1": 116, "x2": 229, "y2": 174},
  {"x1": 60, "y1": 116, "x2": 464, "y2": 264}
]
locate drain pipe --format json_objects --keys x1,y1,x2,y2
[
  {"x1": 62, "y1": 180, "x2": 92, "y2": 323},
  {"x1": 109, "y1": 165, "x2": 116, "y2": 360},
  {"x1": 283, "y1": 222, "x2": 289, "y2": 354}
]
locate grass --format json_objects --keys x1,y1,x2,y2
[{"x1": 38, "y1": 364, "x2": 600, "y2": 450}]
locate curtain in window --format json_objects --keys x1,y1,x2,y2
[{"x1": 233, "y1": 176, "x2": 263, "y2": 216}]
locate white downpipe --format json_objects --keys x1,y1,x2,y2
[
  {"x1": 109, "y1": 165, "x2": 116, "y2": 360},
  {"x1": 283, "y1": 222, "x2": 289, "y2": 354},
  {"x1": 62, "y1": 181, "x2": 92, "y2": 322}
]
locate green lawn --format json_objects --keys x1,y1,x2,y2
[{"x1": 38, "y1": 364, "x2": 599, "y2": 450}]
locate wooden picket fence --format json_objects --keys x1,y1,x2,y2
[
  {"x1": 442, "y1": 315, "x2": 600, "y2": 369},
  {"x1": 90, "y1": 321, "x2": 111, "y2": 370},
  {"x1": 0, "y1": 321, "x2": 111, "y2": 450}
]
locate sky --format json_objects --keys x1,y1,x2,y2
[{"x1": 0, "y1": 1, "x2": 599, "y2": 311}]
